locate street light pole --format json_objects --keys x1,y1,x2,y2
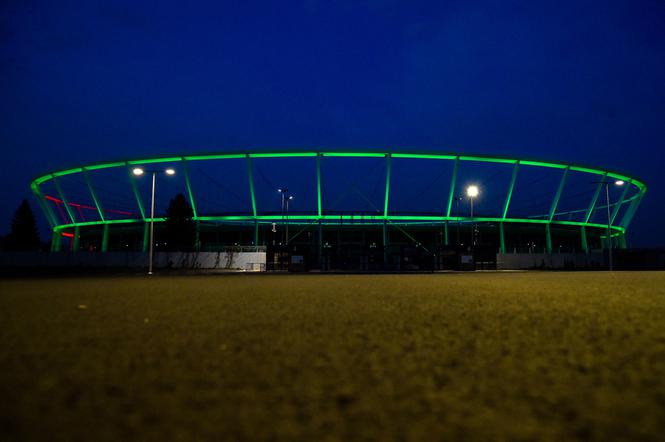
[
  {"x1": 149, "y1": 171, "x2": 156, "y2": 275},
  {"x1": 278, "y1": 188, "x2": 288, "y2": 245},
  {"x1": 133, "y1": 167, "x2": 175, "y2": 275},
  {"x1": 591, "y1": 179, "x2": 624, "y2": 271},
  {"x1": 466, "y1": 185, "x2": 479, "y2": 249},
  {"x1": 605, "y1": 182, "x2": 612, "y2": 271},
  {"x1": 286, "y1": 195, "x2": 294, "y2": 244}
]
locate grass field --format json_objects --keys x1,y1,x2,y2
[{"x1": 1, "y1": 272, "x2": 665, "y2": 441}]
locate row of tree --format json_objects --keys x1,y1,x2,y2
[{"x1": 1, "y1": 194, "x2": 196, "y2": 252}]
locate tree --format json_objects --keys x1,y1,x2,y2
[
  {"x1": 164, "y1": 193, "x2": 196, "y2": 251},
  {"x1": 7, "y1": 199, "x2": 41, "y2": 251}
]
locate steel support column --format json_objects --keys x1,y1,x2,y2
[
  {"x1": 548, "y1": 167, "x2": 569, "y2": 222},
  {"x1": 51, "y1": 230, "x2": 62, "y2": 252},
  {"x1": 196, "y1": 220, "x2": 201, "y2": 251},
  {"x1": 384, "y1": 154, "x2": 391, "y2": 217},
  {"x1": 316, "y1": 154, "x2": 322, "y2": 217},
  {"x1": 102, "y1": 224, "x2": 110, "y2": 252},
  {"x1": 31, "y1": 183, "x2": 57, "y2": 228},
  {"x1": 142, "y1": 222, "x2": 150, "y2": 252},
  {"x1": 584, "y1": 173, "x2": 607, "y2": 223},
  {"x1": 253, "y1": 220, "x2": 258, "y2": 246},
  {"x1": 620, "y1": 190, "x2": 645, "y2": 230},
  {"x1": 610, "y1": 180, "x2": 631, "y2": 225},
  {"x1": 318, "y1": 220, "x2": 323, "y2": 270},
  {"x1": 499, "y1": 222, "x2": 506, "y2": 254},
  {"x1": 444, "y1": 221, "x2": 449, "y2": 246},
  {"x1": 446, "y1": 156, "x2": 459, "y2": 217},
  {"x1": 581, "y1": 226, "x2": 588, "y2": 253},
  {"x1": 53, "y1": 177, "x2": 76, "y2": 224},
  {"x1": 73, "y1": 226, "x2": 80, "y2": 252},
  {"x1": 546, "y1": 223, "x2": 552, "y2": 253},
  {"x1": 502, "y1": 162, "x2": 519, "y2": 219},
  {"x1": 382, "y1": 220, "x2": 389, "y2": 264},
  {"x1": 182, "y1": 158, "x2": 198, "y2": 219},
  {"x1": 245, "y1": 155, "x2": 257, "y2": 217},
  {"x1": 83, "y1": 169, "x2": 105, "y2": 221}
]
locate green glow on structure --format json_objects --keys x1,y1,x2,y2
[
  {"x1": 460, "y1": 156, "x2": 517, "y2": 164},
  {"x1": 30, "y1": 150, "x2": 644, "y2": 243},
  {"x1": 184, "y1": 154, "x2": 245, "y2": 161},
  {"x1": 392, "y1": 153, "x2": 456, "y2": 160},
  {"x1": 127, "y1": 157, "x2": 182, "y2": 165}
]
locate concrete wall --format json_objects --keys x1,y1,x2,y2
[
  {"x1": 0, "y1": 251, "x2": 266, "y2": 271},
  {"x1": 497, "y1": 252, "x2": 606, "y2": 270}
]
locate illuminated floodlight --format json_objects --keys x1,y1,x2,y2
[
  {"x1": 132, "y1": 168, "x2": 144, "y2": 176},
  {"x1": 165, "y1": 168, "x2": 176, "y2": 175},
  {"x1": 466, "y1": 185, "x2": 479, "y2": 198},
  {"x1": 615, "y1": 180, "x2": 625, "y2": 186}
]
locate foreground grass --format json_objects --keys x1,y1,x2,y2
[{"x1": 1, "y1": 272, "x2": 665, "y2": 441}]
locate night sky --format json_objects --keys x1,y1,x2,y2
[{"x1": 1, "y1": 0, "x2": 663, "y2": 246}]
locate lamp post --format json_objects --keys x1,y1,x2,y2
[
  {"x1": 466, "y1": 185, "x2": 479, "y2": 247},
  {"x1": 133, "y1": 167, "x2": 176, "y2": 275},
  {"x1": 455, "y1": 195, "x2": 463, "y2": 247},
  {"x1": 285, "y1": 195, "x2": 294, "y2": 245},
  {"x1": 591, "y1": 179, "x2": 624, "y2": 271},
  {"x1": 278, "y1": 188, "x2": 288, "y2": 245}
]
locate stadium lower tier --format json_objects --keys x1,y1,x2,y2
[{"x1": 51, "y1": 219, "x2": 624, "y2": 269}]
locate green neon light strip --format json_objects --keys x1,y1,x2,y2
[
  {"x1": 32, "y1": 150, "x2": 647, "y2": 234},
  {"x1": 245, "y1": 156, "x2": 257, "y2": 217},
  {"x1": 250, "y1": 152, "x2": 317, "y2": 158},
  {"x1": 53, "y1": 216, "x2": 625, "y2": 234},
  {"x1": 184, "y1": 154, "x2": 245, "y2": 161},
  {"x1": 53, "y1": 167, "x2": 84, "y2": 177},
  {"x1": 520, "y1": 160, "x2": 567, "y2": 169},
  {"x1": 85, "y1": 162, "x2": 125, "y2": 171},
  {"x1": 127, "y1": 157, "x2": 182, "y2": 165},
  {"x1": 32, "y1": 151, "x2": 647, "y2": 192},
  {"x1": 322, "y1": 152, "x2": 386, "y2": 157},
  {"x1": 502, "y1": 162, "x2": 519, "y2": 219},
  {"x1": 82, "y1": 169, "x2": 105, "y2": 221},
  {"x1": 392, "y1": 153, "x2": 456, "y2": 160},
  {"x1": 446, "y1": 156, "x2": 459, "y2": 217},
  {"x1": 181, "y1": 158, "x2": 198, "y2": 218},
  {"x1": 384, "y1": 154, "x2": 391, "y2": 217},
  {"x1": 460, "y1": 156, "x2": 517, "y2": 164}
]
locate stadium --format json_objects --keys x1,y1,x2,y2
[{"x1": 30, "y1": 149, "x2": 647, "y2": 270}]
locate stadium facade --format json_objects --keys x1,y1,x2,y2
[{"x1": 31, "y1": 150, "x2": 646, "y2": 270}]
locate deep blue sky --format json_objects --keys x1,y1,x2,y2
[{"x1": 1, "y1": 0, "x2": 663, "y2": 246}]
